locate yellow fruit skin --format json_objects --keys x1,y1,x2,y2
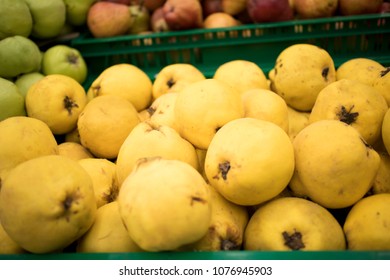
[
  {"x1": 0, "y1": 155, "x2": 97, "y2": 254},
  {"x1": 180, "y1": 185, "x2": 249, "y2": 251},
  {"x1": 381, "y1": 107, "x2": 390, "y2": 155},
  {"x1": 371, "y1": 150, "x2": 390, "y2": 194},
  {"x1": 25, "y1": 74, "x2": 87, "y2": 135},
  {"x1": 138, "y1": 109, "x2": 151, "y2": 122},
  {"x1": 372, "y1": 67, "x2": 390, "y2": 107},
  {"x1": 242, "y1": 88, "x2": 289, "y2": 133},
  {"x1": 196, "y1": 148, "x2": 208, "y2": 181},
  {"x1": 286, "y1": 105, "x2": 310, "y2": 142},
  {"x1": 174, "y1": 78, "x2": 244, "y2": 150},
  {"x1": 213, "y1": 60, "x2": 269, "y2": 94},
  {"x1": 205, "y1": 118, "x2": 295, "y2": 206},
  {"x1": 77, "y1": 201, "x2": 143, "y2": 253},
  {"x1": 336, "y1": 58, "x2": 385, "y2": 86},
  {"x1": 88, "y1": 63, "x2": 153, "y2": 111},
  {"x1": 152, "y1": 63, "x2": 205, "y2": 100},
  {"x1": 117, "y1": 157, "x2": 211, "y2": 252},
  {"x1": 290, "y1": 120, "x2": 380, "y2": 209},
  {"x1": 116, "y1": 121, "x2": 199, "y2": 186},
  {"x1": 244, "y1": 197, "x2": 346, "y2": 251},
  {"x1": 309, "y1": 79, "x2": 388, "y2": 145},
  {"x1": 270, "y1": 44, "x2": 336, "y2": 112},
  {"x1": 78, "y1": 158, "x2": 119, "y2": 208},
  {"x1": 0, "y1": 222, "x2": 25, "y2": 254},
  {"x1": 77, "y1": 95, "x2": 140, "y2": 159},
  {"x1": 0, "y1": 116, "x2": 58, "y2": 179},
  {"x1": 58, "y1": 142, "x2": 94, "y2": 161},
  {"x1": 64, "y1": 127, "x2": 81, "y2": 144},
  {"x1": 343, "y1": 193, "x2": 390, "y2": 250},
  {"x1": 148, "y1": 92, "x2": 179, "y2": 131}
]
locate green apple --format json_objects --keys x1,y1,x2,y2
[
  {"x1": 0, "y1": 77, "x2": 27, "y2": 121},
  {"x1": 14, "y1": 72, "x2": 45, "y2": 98},
  {"x1": 128, "y1": 4, "x2": 151, "y2": 34},
  {"x1": 0, "y1": 35, "x2": 42, "y2": 79},
  {"x1": 0, "y1": 0, "x2": 33, "y2": 39},
  {"x1": 64, "y1": 0, "x2": 97, "y2": 26},
  {"x1": 24, "y1": 0, "x2": 66, "y2": 39},
  {"x1": 41, "y1": 45, "x2": 88, "y2": 84}
]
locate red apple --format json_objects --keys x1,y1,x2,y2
[
  {"x1": 247, "y1": 0, "x2": 294, "y2": 23},
  {"x1": 235, "y1": 8, "x2": 253, "y2": 24},
  {"x1": 162, "y1": 0, "x2": 203, "y2": 30},
  {"x1": 380, "y1": 2, "x2": 390, "y2": 13},
  {"x1": 338, "y1": 0, "x2": 383, "y2": 16},
  {"x1": 87, "y1": 1, "x2": 132, "y2": 38},
  {"x1": 203, "y1": 0, "x2": 223, "y2": 17}
]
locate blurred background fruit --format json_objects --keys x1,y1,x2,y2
[
  {"x1": 24, "y1": 0, "x2": 67, "y2": 39},
  {"x1": 0, "y1": 0, "x2": 33, "y2": 39},
  {"x1": 41, "y1": 44, "x2": 88, "y2": 84},
  {"x1": 0, "y1": 35, "x2": 42, "y2": 79}
]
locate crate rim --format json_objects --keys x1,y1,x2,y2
[
  {"x1": 1, "y1": 250, "x2": 390, "y2": 260},
  {"x1": 71, "y1": 13, "x2": 390, "y2": 46}
]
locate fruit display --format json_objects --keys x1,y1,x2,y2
[
  {"x1": 1, "y1": 42, "x2": 390, "y2": 256},
  {"x1": 1, "y1": 1, "x2": 390, "y2": 259}
]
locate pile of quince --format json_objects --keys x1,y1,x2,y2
[{"x1": 0, "y1": 42, "x2": 390, "y2": 255}]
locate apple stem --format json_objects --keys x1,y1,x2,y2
[
  {"x1": 322, "y1": 67, "x2": 330, "y2": 82},
  {"x1": 103, "y1": 181, "x2": 119, "y2": 203},
  {"x1": 67, "y1": 52, "x2": 79, "y2": 65},
  {"x1": 282, "y1": 229, "x2": 305, "y2": 250},
  {"x1": 167, "y1": 78, "x2": 175, "y2": 88},
  {"x1": 63, "y1": 96, "x2": 79, "y2": 115},
  {"x1": 63, "y1": 195, "x2": 73, "y2": 211},
  {"x1": 146, "y1": 106, "x2": 156, "y2": 116},
  {"x1": 221, "y1": 239, "x2": 240, "y2": 251},
  {"x1": 381, "y1": 67, "x2": 390, "y2": 77},
  {"x1": 218, "y1": 161, "x2": 230, "y2": 180},
  {"x1": 336, "y1": 105, "x2": 359, "y2": 125}
]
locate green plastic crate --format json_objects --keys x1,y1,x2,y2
[
  {"x1": 1, "y1": 250, "x2": 390, "y2": 260},
  {"x1": 71, "y1": 14, "x2": 390, "y2": 90},
  {"x1": 8, "y1": 14, "x2": 385, "y2": 261}
]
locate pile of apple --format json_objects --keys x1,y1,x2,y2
[
  {"x1": 85, "y1": 0, "x2": 390, "y2": 38},
  {"x1": 0, "y1": 0, "x2": 96, "y2": 122},
  {"x1": 1, "y1": 39, "x2": 390, "y2": 254}
]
